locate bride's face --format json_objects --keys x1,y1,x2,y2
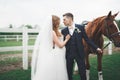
[{"x1": 63, "y1": 16, "x2": 73, "y2": 26}]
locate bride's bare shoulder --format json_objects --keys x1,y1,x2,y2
[
  {"x1": 53, "y1": 31, "x2": 55, "y2": 34},
  {"x1": 53, "y1": 30, "x2": 62, "y2": 38},
  {"x1": 53, "y1": 31, "x2": 57, "y2": 37}
]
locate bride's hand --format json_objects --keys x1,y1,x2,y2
[{"x1": 65, "y1": 34, "x2": 71, "y2": 41}]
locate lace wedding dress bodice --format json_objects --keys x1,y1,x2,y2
[
  {"x1": 51, "y1": 36, "x2": 68, "y2": 80},
  {"x1": 54, "y1": 36, "x2": 65, "y2": 48}
]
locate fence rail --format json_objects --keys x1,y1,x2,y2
[
  {"x1": 0, "y1": 46, "x2": 33, "y2": 52},
  {"x1": 0, "y1": 35, "x2": 37, "y2": 41},
  {"x1": 0, "y1": 28, "x2": 112, "y2": 70},
  {"x1": 0, "y1": 28, "x2": 39, "y2": 70}
]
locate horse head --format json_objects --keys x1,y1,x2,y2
[
  {"x1": 84, "y1": 11, "x2": 120, "y2": 80},
  {"x1": 102, "y1": 11, "x2": 120, "y2": 47}
]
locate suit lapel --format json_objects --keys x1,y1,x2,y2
[
  {"x1": 73, "y1": 24, "x2": 77, "y2": 36},
  {"x1": 66, "y1": 27, "x2": 70, "y2": 35}
]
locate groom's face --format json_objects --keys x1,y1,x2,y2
[{"x1": 63, "y1": 16, "x2": 72, "y2": 26}]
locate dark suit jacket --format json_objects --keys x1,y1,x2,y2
[{"x1": 61, "y1": 24, "x2": 98, "y2": 58}]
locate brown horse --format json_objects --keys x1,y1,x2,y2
[{"x1": 83, "y1": 11, "x2": 120, "y2": 80}]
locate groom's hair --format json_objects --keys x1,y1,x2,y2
[{"x1": 63, "y1": 13, "x2": 74, "y2": 21}]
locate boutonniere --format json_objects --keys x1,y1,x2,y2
[{"x1": 75, "y1": 27, "x2": 81, "y2": 33}]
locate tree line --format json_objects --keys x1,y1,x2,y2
[{"x1": 0, "y1": 20, "x2": 120, "y2": 35}]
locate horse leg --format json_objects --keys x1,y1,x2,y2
[
  {"x1": 97, "y1": 53, "x2": 103, "y2": 80},
  {"x1": 85, "y1": 54, "x2": 90, "y2": 80}
]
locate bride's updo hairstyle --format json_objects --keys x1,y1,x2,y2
[{"x1": 52, "y1": 15, "x2": 61, "y2": 37}]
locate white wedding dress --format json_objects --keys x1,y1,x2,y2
[
  {"x1": 52, "y1": 36, "x2": 68, "y2": 80},
  {"x1": 31, "y1": 16, "x2": 68, "y2": 80}
]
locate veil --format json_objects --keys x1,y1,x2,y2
[{"x1": 31, "y1": 15, "x2": 53, "y2": 79}]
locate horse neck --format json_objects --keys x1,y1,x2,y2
[{"x1": 86, "y1": 20, "x2": 104, "y2": 40}]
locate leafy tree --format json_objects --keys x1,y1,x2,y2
[
  {"x1": 115, "y1": 20, "x2": 120, "y2": 29},
  {"x1": 25, "y1": 24, "x2": 33, "y2": 29},
  {"x1": 9, "y1": 24, "x2": 13, "y2": 28}
]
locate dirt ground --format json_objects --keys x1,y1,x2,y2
[
  {"x1": 0, "y1": 47, "x2": 120, "y2": 73},
  {"x1": 0, "y1": 53, "x2": 32, "y2": 73}
]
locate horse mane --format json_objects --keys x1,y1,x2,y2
[{"x1": 86, "y1": 16, "x2": 106, "y2": 38}]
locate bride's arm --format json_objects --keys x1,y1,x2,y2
[{"x1": 53, "y1": 31, "x2": 70, "y2": 48}]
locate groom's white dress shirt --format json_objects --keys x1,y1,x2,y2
[{"x1": 68, "y1": 23, "x2": 75, "y2": 36}]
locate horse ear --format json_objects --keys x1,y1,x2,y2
[
  {"x1": 107, "y1": 11, "x2": 112, "y2": 18},
  {"x1": 113, "y1": 12, "x2": 119, "y2": 18}
]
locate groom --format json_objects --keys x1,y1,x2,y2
[{"x1": 61, "y1": 13, "x2": 102, "y2": 80}]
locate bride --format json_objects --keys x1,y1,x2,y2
[{"x1": 31, "y1": 15, "x2": 70, "y2": 80}]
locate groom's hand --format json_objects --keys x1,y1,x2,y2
[{"x1": 96, "y1": 48, "x2": 103, "y2": 54}]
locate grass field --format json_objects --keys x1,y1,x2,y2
[
  {"x1": 0, "y1": 52, "x2": 120, "y2": 80},
  {"x1": 0, "y1": 39, "x2": 35, "y2": 47},
  {"x1": 0, "y1": 36, "x2": 109, "y2": 47},
  {"x1": 0, "y1": 38, "x2": 119, "y2": 80}
]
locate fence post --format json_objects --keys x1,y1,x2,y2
[
  {"x1": 16, "y1": 35, "x2": 19, "y2": 41},
  {"x1": 108, "y1": 41, "x2": 112, "y2": 55},
  {"x1": 22, "y1": 27, "x2": 28, "y2": 70}
]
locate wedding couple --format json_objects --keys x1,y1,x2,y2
[{"x1": 31, "y1": 13, "x2": 102, "y2": 80}]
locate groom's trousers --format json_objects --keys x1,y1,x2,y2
[
  {"x1": 66, "y1": 35, "x2": 86, "y2": 80},
  {"x1": 66, "y1": 48, "x2": 86, "y2": 80}
]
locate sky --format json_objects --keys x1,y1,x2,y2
[{"x1": 0, "y1": 0, "x2": 120, "y2": 28}]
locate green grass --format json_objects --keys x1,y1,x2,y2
[
  {"x1": 0, "y1": 57, "x2": 22, "y2": 66},
  {"x1": 0, "y1": 39, "x2": 35, "y2": 47},
  {"x1": 0, "y1": 40, "x2": 22, "y2": 47},
  {"x1": 102, "y1": 53, "x2": 120, "y2": 80},
  {"x1": 0, "y1": 50, "x2": 33, "y2": 55},
  {"x1": 0, "y1": 51, "x2": 22, "y2": 54},
  {"x1": 0, "y1": 37, "x2": 110, "y2": 47},
  {"x1": 0, "y1": 52, "x2": 120, "y2": 80},
  {"x1": 0, "y1": 68, "x2": 31, "y2": 80},
  {"x1": 89, "y1": 52, "x2": 120, "y2": 80}
]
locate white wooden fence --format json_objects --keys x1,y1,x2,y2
[
  {"x1": 0, "y1": 28, "x2": 112, "y2": 70},
  {"x1": 0, "y1": 35, "x2": 37, "y2": 41},
  {"x1": 0, "y1": 27, "x2": 39, "y2": 70}
]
